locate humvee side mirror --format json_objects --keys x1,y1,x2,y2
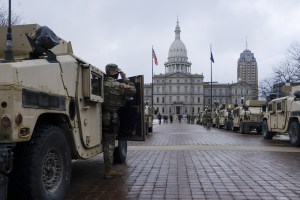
[{"x1": 294, "y1": 90, "x2": 300, "y2": 100}]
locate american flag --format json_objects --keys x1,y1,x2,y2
[{"x1": 152, "y1": 48, "x2": 158, "y2": 65}]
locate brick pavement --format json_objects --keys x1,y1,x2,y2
[{"x1": 66, "y1": 122, "x2": 300, "y2": 200}]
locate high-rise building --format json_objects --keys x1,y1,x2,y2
[{"x1": 237, "y1": 43, "x2": 258, "y2": 99}]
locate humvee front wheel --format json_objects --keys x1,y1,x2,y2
[
  {"x1": 262, "y1": 120, "x2": 273, "y2": 139},
  {"x1": 113, "y1": 140, "x2": 127, "y2": 164},
  {"x1": 9, "y1": 125, "x2": 71, "y2": 200},
  {"x1": 289, "y1": 121, "x2": 300, "y2": 146}
]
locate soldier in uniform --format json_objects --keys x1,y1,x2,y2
[{"x1": 102, "y1": 63, "x2": 136, "y2": 178}]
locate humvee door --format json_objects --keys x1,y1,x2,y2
[{"x1": 117, "y1": 75, "x2": 146, "y2": 141}]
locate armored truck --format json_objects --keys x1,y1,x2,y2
[
  {"x1": 262, "y1": 86, "x2": 300, "y2": 146},
  {"x1": 231, "y1": 100, "x2": 264, "y2": 134},
  {"x1": 217, "y1": 104, "x2": 234, "y2": 130},
  {"x1": 144, "y1": 104, "x2": 153, "y2": 134},
  {"x1": 0, "y1": 24, "x2": 145, "y2": 200}
]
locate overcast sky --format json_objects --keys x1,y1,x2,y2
[{"x1": 6, "y1": 0, "x2": 300, "y2": 84}]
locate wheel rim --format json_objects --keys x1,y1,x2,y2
[{"x1": 43, "y1": 149, "x2": 63, "y2": 192}]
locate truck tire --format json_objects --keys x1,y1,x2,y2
[
  {"x1": 113, "y1": 140, "x2": 127, "y2": 164},
  {"x1": 289, "y1": 121, "x2": 300, "y2": 146},
  {"x1": 145, "y1": 122, "x2": 149, "y2": 135},
  {"x1": 239, "y1": 122, "x2": 245, "y2": 134},
  {"x1": 9, "y1": 125, "x2": 71, "y2": 200},
  {"x1": 256, "y1": 127, "x2": 262, "y2": 134},
  {"x1": 262, "y1": 120, "x2": 273, "y2": 139},
  {"x1": 231, "y1": 123, "x2": 238, "y2": 132}
]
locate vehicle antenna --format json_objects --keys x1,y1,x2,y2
[{"x1": 4, "y1": 0, "x2": 14, "y2": 62}]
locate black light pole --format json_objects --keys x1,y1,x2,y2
[{"x1": 151, "y1": 46, "x2": 154, "y2": 109}]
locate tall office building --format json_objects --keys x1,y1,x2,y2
[{"x1": 237, "y1": 44, "x2": 258, "y2": 99}]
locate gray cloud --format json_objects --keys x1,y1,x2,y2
[{"x1": 8, "y1": 0, "x2": 300, "y2": 83}]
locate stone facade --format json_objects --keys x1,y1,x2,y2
[{"x1": 144, "y1": 21, "x2": 257, "y2": 115}]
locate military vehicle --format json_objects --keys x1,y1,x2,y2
[
  {"x1": 0, "y1": 24, "x2": 145, "y2": 200},
  {"x1": 216, "y1": 105, "x2": 225, "y2": 129},
  {"x1": 262, "y1": 86, "x2": 300, "y2": 146},
  {"x1": 231, "y1": 100, "x2": 264, "y2": 134},
  {"x1": 144, "y1": 104, "x2": 153, "y2": 134},
  {"x1": 211, "y1": 109, "x2": 219, "y2": 127}
]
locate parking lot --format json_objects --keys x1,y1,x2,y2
[{"x1": 66, "y1": 121, "x2": 300, "y2": 200}]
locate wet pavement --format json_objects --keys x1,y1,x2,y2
[{"x1": 66, "y1": 121, "x2": 300, "y2": 200}]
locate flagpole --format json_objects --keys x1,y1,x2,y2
[
  {"x1": 152, "y1": 46, "x2": 154, "y2": 108},
  {"x1": 210, "y1": 44, "x2": 213, "y2": 112}
]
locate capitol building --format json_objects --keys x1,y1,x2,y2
[{"x1": 144, "y1": 21, "x2": 257, "y2": 116}]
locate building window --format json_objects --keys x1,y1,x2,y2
[
  {"x1": 185, "y1": 86, "x2": 188, "y2": 93},
  {"x1": 177, "y1": 86, "x2": 180, "y2": 93},
  {"x1": 162, "y1": 107, "x2": 165, "y2": 113},
  {"x1": 169, "y1": 96, "x2": 172, "y2": 103},
  {"x1": 157, "y1": 97, "x2": 159, "y2": 103},
  {"x1": 162, "y1": 97, "x2": 165, "y2": 103},
  {"x1": 177, "y1": 79, "x2": 179, "y2": 83},
  {"x1": 213, "y1": 89, "x2": 216, "y2": 95},
  {"x1": 157, "y1": 80, "x2": 159, "y2": 83},
  {"x1": 219, "y1": 89, "x2": 222, "y2": 95},
  {"x1": 177, "y1": 96, "x2": 180, "y2": 102},
  {"x1": 169, "y1": 86, "x2": 172, "y2": 93},
  {"x1": 185, "y1": 96, "x2": 188, "y2": 103},
  {"x1": 191, "y1": 86, "x2": 194, "y2": 93},
  {"x1": 156, "y1": 87, "x2": 160, "y2": 93},
  {"x1": 198, "y1": 97, "x2": 200, "y2": 103},
  {"x1": 169, "y1": 79, "x2": 172, "y2": 83}
]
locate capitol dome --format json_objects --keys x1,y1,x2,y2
[
  {"x1": 168, "y1": 21, "x2": 188, "y2": 60},
  {"x1": 165, "y1": 20, "x2": 191, "y2": 74}
]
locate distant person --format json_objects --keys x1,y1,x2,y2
[
  {"x1": 169, "y1": 114, "x2": 173, "y2": 123},
  {"x1": 158, "y1": 113, "x2": 162, "y2": 124},
  {"x1": 178, "y1": 114, "x2": 182, "y2": 123}
]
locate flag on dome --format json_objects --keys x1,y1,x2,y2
[{"x1": 152, "y1": 48, "x2": 158, "y2": 65}]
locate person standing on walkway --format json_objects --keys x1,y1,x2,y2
[
  {"x1": 158, "y1": 113, "x2": 162, "y2": 124},
  {"x1": 102, "y1": 63, "x2": 136, "y2": 178}
]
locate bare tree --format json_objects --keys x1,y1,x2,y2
[
  {"x1": 273, "y1": 58, "x2": 300, "y2": 83},
  {"x1": 259, "y1": 76, "x2": 278, "y2": 100},
  {"x1": 259, "y1": 42, "x2": 300, "y2": 99},
  {"x1": 0, "y1": 0, "x2": 23, "y2": 26}
]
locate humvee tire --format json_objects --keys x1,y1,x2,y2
[
  {"x1": 231, "y1": 124, "x2": 238, "y2": 132},
  {"x1": 113, "y1": 140, "x2": 127, "y2": 164},
  {"x1": 256, "y1": 127, "x2": 262, "y2": 134},
  {"x1": 289, "y1": 121, "x2": 300, "y2": 147},
  {"x1": 262, "y1": 120, "x2": 273, "y2": 139},
  {"x1": 239, "y1": 122, "x2": 249, "y2": 134},
  {"x1": 9, "y1": 125, "x2": 71, "y2": 200}
]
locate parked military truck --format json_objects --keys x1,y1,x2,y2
[
  {"x1": 0, "y1": 24, "x2": 145, "y2": 200},
  {"x1": 216, "y1": 104, "x2": 233, "y2": 130},
  {"x1": 231, "y1": 100, "x2": 264, "y2": 134},
  {"x1": 262, "y1": 86, "x2": 300, "y2": 146},
  {"x1": 211, "y1": 109, "x2": 219, "y2": 127},
  {"x1": 144, "y1": 104, "x2": 153, "y2": 134}
]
